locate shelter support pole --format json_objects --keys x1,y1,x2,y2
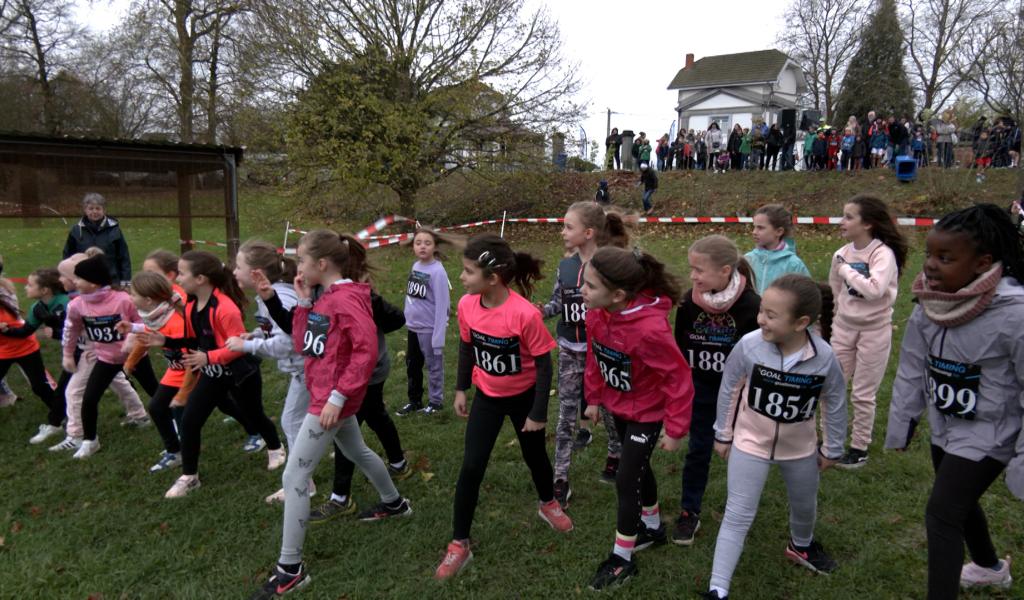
[{"x1": 177, "y1": 171, "x2": 193, "y2": 254}]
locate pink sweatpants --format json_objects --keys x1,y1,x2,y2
[
  {"x1": 64, "y1": 349, "x2": 146, "y2": 438},
  {"x1": 829, "y1": 323, "x2": 892, "y2": 451}
]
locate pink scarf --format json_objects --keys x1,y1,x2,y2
[
  {"x1": 692, "y1": 272, "x2": 747, "y2": 314},
  {"x1": 911, "y1": 263, "x2": 1003, "y2": 327}
]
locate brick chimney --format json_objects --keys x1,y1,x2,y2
[{"x1": 684, "y1": 53, "x2": 695, "y2": 69}]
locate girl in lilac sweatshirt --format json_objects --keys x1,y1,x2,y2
[{"x1": 399, "y1": 229, "x2": 451, "y2": 415}]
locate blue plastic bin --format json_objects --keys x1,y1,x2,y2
[{"x1": 895, "y1": 155, "x2": 917, "y2": 182}]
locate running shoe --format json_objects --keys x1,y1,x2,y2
[
  {"x1": 149, "y1": 451, "x2": 182, "y2": 473},
  {"x1": 434, "y1": 540, "x2": 472, "y2": 580},
  {"x1": 635, "y1": 523, "x2": 667, "y2": 551},
  {"x1": 698, "y1": 591, "x2": 728, "y2": 599},
  {"x1": 420, "y1": 404, "x2": 443, "y2": 415},
  {"x1": 267, "y1": 448, "x2": 287, "y2": 471},
  {"x1": 388, "y1": 461, "x2": 414, "y2": 481},
  {"x1": 72, "y1": 439, "x2": 101, "y2": 459},
  {"x1": 243, "y1": 435, "x2": 266, "y2": 453},
  {"x1": 960, "y1": 555, "x2": 1013, "y2": 589},
  {"x1": 538, "y1": 499, "x2": 573, "y2": 532},
  {"x1": 599, "y1": 456, "x2": 620, "y2": 484},
  {"x1": 395, "y1": 402, "x2": 422, "y2": 416},
  {"x1": 553, "y1": 479, "x2": 572, "y2": 509},
  {"x1": 29, "y1": 424, "x2": 63, "y2": 445},
  {"x1": 165, "y1": 474, "x2": 201, "y2": 498},
  {"x1": 834, "y1": 448, "x2": 868, "y2": 470},
  {"x1": 588, "y1": 553, "x2": 637, "y2": 591},
  {"x1": 785, "y1": 539, "x2": 837, "y2": 573},
  {"x1": 49, "y1": 436, "x2": 82, "y2": 452},
  {"x1": 248, "y1": 563, "x2": 310, "y2": 599},
  {"x1": 120, "y1": 415, "x2": 152, "y2": 428},
  {"x1": 574, "y1": 428, "x2": 593, "y2": 450},
  {"x1": 357, "y1": 497, "x2": 412, "y2": 521},
  {"x1": 309, "y1": 497, "x2": 357, "y2": 523},
  {"x1": 672, "y1": 510, "x2": 701, "y2": 546}
]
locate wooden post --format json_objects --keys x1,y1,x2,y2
[
  {"x1": 177, "y1": 170, "x2": 193, "y2": 254},
  {"x1": 18, "y1": 164, "x2": 41, "y2": 227},
  {"x1": 223, "y1": 153, "x2": 240, "y2": 258}
]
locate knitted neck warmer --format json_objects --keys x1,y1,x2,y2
[
  {"x1": 138, "y1": 301, "x2": 175, "y2": 331},
  {"x1": 911, "y1": 263, "x2": 1003, "y2": 327},
  {"x1": 693, "y1": 272, "x2": 746, "y2": 314}
]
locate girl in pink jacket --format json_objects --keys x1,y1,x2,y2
[{"x1": 829, "y1": 194, "x2": 908, "y2": 469}]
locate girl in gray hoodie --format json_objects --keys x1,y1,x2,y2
[{"x1": 886, "y1": 204, "x2": 1024, "y2": 597}]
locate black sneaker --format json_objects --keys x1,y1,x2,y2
[
  {"x1": 420, "y1": 404, "x2": 443, "y2": 415},
  {"x1": 395, "y1": 402, "x2": 422, "y2": 416},
  {"x1": 698, "y1": 591, "x2": 727, "y2": 599},
  {"x1": 358, "y1": 497, "x2": 412, "y2": 521},
  {"x1": 635, "y1": 523, "x2": 667, "y2": 551},
  {"x1": 388, "y1": 461, "x2": 414, "y2": 481},
  {"x1": 588, "y1": 553, "x2": 638, "y2": 591},
  {"x1": 599, "y1": 456, "x2": 619, "y2": 484},
  {"x1": 308, "y1": 497, "x2": 357, "y2": 523},
  {"x1": 248, "y1": 563, "x2": 311, "y2": 599},
  {"x1": 785, "y1": 539, "x2": 838, "y2": 574},
  {"x1": 672, "y1": 510, "x2": 701, "y2": 546},
  {"x1": 834, "y1": 448, "x2": 868, "y2": 470},
  {"x1": 553, "y1": 479, "x2": 572, "y2": 509},
  {"x1": 574, "y1": 428, "x2": 593, "y2": 450}
]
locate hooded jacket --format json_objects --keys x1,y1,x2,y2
[
  {"x1": 243, "y1": 282, "x2": 304, "y2": 375},
  {"x1": 62, "y1": 217, "x2": 132, "y2": 283},
  {"x1": 828, "y1": 238, "x2": 899, "y2": 330},
  {"x1": 63, "y1": 287, "x2": 139, "y2": 364},
  {"x1": 584, "y1": 293, "x2": 694, "y2": 439},
  {"x1": 292, "y1": 280, "x2": 378, "y2": 418},
  {"x1": 745, "y1": 239, "x2": 812, "y2": 295},
  {"x1": 715, "y1": 329, "x2": 848, "y2": 461},
  {"x1": 885, "y1": 278, "x2": 1024, "y2": 471}
]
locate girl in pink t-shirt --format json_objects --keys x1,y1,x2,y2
[{"x1": 434, "y1": 234, "x2": 571, "y2": 581}]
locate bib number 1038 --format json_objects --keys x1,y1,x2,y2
[{"x1": 302, "y1": 312, "x2": 329, "y2": 358}]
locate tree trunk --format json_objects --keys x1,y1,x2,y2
[
  {"x1": 24, "y1": 5, "x2": 56, "y2": 133},
  {"x1": 175, "y1": 0, "x2": 194, "y2": 142},
  {"x1": 397, "y1": 186, "x2": 416, "y2": 217},
  {"x1": 205, "y1": 17, "x2": 222, "y2": 144}
]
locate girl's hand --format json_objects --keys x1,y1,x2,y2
[
  {"x1": 253, "y1": 269, "x2": 275, "y2": 300},
  {"x1": 182, "y1": 351, "x2": 208, "y2": 371},
  {"x1": 114, "y1": 320, "x2": 134, "y2": 336},
  {"x1": 170, "y1": 395, "x2": 187, "y2": 408},
  {"x1": 714, "y1": 441, "x2": 731, "y2": 461},
  {"x1": 62, "y1": 356, "x2": 77, "y2": 373},
  {"x1": 224, "y1": 336, "x2": 246, "y2": 352},
  {"x1": 659, "y1": 435, "x2": 681, "y2": 452},
  {"x1": 521, "y1": 417, "x2": 545, "y2": 433},
  {"x1": 454, "y1": 390, "x2": 468, "y2": 418},
  {"x1": 818, "y1": 453, "x2": 838, "y2": 472},
  {"x1": 583, "y1": 404, "x2": 600, "y2": 422},
  {"x1": 39, "y1": 326, "x2": 52, "y2": 339},
  {"x1": 319, "y1": 403, "x2": 341, "y2": 429},
  {"x1": 137, "y1": 331, "x2": 166, "y2": 348},
  {"x1": 294, "y1": 272, "x2": 311, "y2": 301}
]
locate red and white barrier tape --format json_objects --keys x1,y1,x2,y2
[{"x1": 180, "y1": 239, "x2": 230, "y2": 248}]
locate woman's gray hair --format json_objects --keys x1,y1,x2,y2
[{"x1": 82, "y1": 192, "x2": 106, "y2": 207}]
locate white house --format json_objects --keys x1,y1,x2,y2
[{"x1": 667, "y1": 49, "x2": 807, "y2": 133}]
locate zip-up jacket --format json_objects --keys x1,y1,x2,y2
[
  {"x1": 292, "y1": 280, "x2": 378, "y2": 417},
  {"x1": 166, "y1": 288, "x2": 247, "y2": 367},
  {"x1": 63, "y1": 287, "x2": 139, "y2": 364},
  {"x1": 0, "y1": 307, "x2": 40, "y2": 359},
  {"x1": 745, "y1": 240, "x2": 811, "y2": 295},
  {"x1": 715, "y1": 329, "x2": 847, "y2": 460},
  {"x1": 1, "y1": 293, "x2": 69, "y2": 341},
  {"x1": 541, "y1": 254, "x2": 587, "y2": 348},
  {"x1": 244, "y1": 282, "x2": 304, "y2": 375},
  {"x1": 885, "y1": 278, "x2": 1024, "y2": 467},
  {"x1": 62, "y1": 216, "x2": 132, "y2": 283},
  {"x1": 829, "y1": 239, "x2": 899, "y2": 330},
  {"x1": 584, "y1": 293, "x2": 694, "y2": 439}
]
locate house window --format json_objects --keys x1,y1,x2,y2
[{"x1": 709, "y1": 115, "x2": 731, "y2": 132}]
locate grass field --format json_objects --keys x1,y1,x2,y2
[{"x1": 0, "y1": 191, "x2": 1021, "y2": 600}]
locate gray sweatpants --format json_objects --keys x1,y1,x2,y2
[
  {"x1": 279, "y1": 373, "x2": 310, "y2": 449},
  {"x1": 710, "y1": 447, "x2": 819, "y2": 594},
  {"x1": 278, "y1": 412, "x2": 400, "y2": 565},
  {"x1": 553, "y1": 347, "x2": 621, "y2": 481}
]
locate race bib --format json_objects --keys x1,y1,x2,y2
[
  {"x1": 846, "y1": 262, "x2": 870, "y2": 298},
  {"x1": 255, "y1": 315, "x2": 273, "y2": 334},
  {"x1": 200, "y1": 363, "x2": 229, "y2": 378},
  {"x1": 83, "y1": 315, "x2": 122, "y2": 343},
  {"x1": 593, "y1": 340, "x2": 632, "y2": 392},
  {"x1": 561, "y1": 286, "x2": 586, "y2": 324},
  {"x1": 407, "y1": 271, "x2": 430, "y2": 300},
  {"x1": 163, "y1": 348, "x2": 185, "y2": 371},
  {"x1": 684, "y1": 312, "x2": 738, "y2": 374},
  {"x1": 302, "y1": 312, "x2": 329, "y2": 358},
  {"x1": 747, "y1": 364, "x2": 825, "y2": 423},
  {"x1": 927, "y1": 355, "x2": 980, "y2": 420},
  {"x1": 470, "y1": 329, "x2": 522, "y2": 376}
]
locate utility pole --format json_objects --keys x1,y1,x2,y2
[{"x1": 606, "y1": 108, "x2": 620, "y2": 139}]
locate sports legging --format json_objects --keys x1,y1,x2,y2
[
  {"x1": 926, "y1": 444, "x2": 1005, "y2": 600},
  {"x1": 81, "y1": 360, "x2": 128, "y2": 440},
  {"x1": 332, "y1": 380, "x2": 405, "y2": 498},
  {"x1": 452, "y1": 386, "x2": 555, "y2": 540},
  {"x1": 179, "y1": 369, "x2": 281, "y2": 475},
  {"x1": 148, "y1": 383, "x2": 182, "y2": 454},
  {"x1": 0, "y1": 351, "x2": 62, "y2": 427},
  {"x1": 613, "y1": 416, "x2": 661, "y2": 537}
]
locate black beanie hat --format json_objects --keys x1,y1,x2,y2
[{"x1": 74, "y1": 256, "x2": 112, "y2": 287}]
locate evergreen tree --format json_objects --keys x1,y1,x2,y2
[{"x1": 833, "y1": 0, "x2": 915, "y2": 124}]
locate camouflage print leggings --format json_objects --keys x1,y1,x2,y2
[{"x1": 553, "y1": 347, "x2": 622, "y2": 481}]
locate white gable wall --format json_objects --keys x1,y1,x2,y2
[{"x1": 688, "y1": 92, "x2": 758, "y2": 111}]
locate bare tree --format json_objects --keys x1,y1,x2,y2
[
  {"x1": 777, "y1": 0, "x2": 865, "y2": 120},
  {"x1": 959, "y1": 6, "x2": 1024, "y2": 124},
  {"x1": 0, "y1": 0, "x2": 83, "y2": 133},
  {"x1": 900, "y1": 0, "x2": 998, "y2": 113}
]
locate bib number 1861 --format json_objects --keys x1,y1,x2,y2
[{"x1": 470, "y1": 329, "x2": 522, "y2": 376}]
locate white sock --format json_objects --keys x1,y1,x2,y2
[
  {"x1": 390, "y1": 458, "x2": 407, "y2": 469},
  {"x1": 641, "y1": 505, "x2": 660, "y2": 529},
  {"x1": 331, "y1": 493, "x2": 347, "y2": 504}
]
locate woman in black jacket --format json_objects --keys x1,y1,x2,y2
[
  {"x1": 727, "y1": 124, "x2": 744, "y2": 170},
  {"x1": 764, "y1": 124, "x2": 783, "y2": 171},
  {"x1": 61, "y1": 193, "x2": 132, "y2": 286}
]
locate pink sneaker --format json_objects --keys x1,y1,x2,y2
[
  {"x1": 538, "y1": 499, "x2": 573, "y2": 532},
  {"x1": 961, "y1": 555, "x2": 1012, "y2": 589},
  {"x1": 434, "y1": 540, "x2": 473, "y2": 580}
]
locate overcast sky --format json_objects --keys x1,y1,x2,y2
[{"x1": 76, "y1": 0, "x2": 790, "y2": 156}]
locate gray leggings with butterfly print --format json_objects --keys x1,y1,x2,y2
[{"x1": 279, "y1": 412, "x2": 400, "y2": 565}]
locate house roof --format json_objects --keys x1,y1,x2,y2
[
  {"x1": 667, "y1": 49, "x2": 795, "y2": 90},
  {"x1": 675, "y1": 87, "x2": 800, "y2": 113}
]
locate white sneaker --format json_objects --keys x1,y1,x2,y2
[
  {"x1": 29, "y1": 424, "x2": 63, "y2": 445},
  {"x1": 165, "y1": 474, "x2": 201, "y2": 498},
  {"x1": 149, "y1": 451, "x2": 182, "y2": 473},
  {"x1": 72, "y1": 439, "x2": 101, "y2": 459},
  {"x1": 49, "y1": 436, "x2": 83, "y2": 452},
  {"x1": 265, "y1": 488, "x2": 286, "y2": 505},
  {"x1": 267, "y1": 448, "x2": 287, "y2": 471},
  {"x1": 961, "y1": 555, "x2": 1012, "y2": 589}
]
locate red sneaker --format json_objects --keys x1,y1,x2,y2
[
  {"x1": 434, "y1": 540, "x2": 473, "y2": 580},
  {"x1": 538, "y1": 499, "x2": 574, "y2": 532}
]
